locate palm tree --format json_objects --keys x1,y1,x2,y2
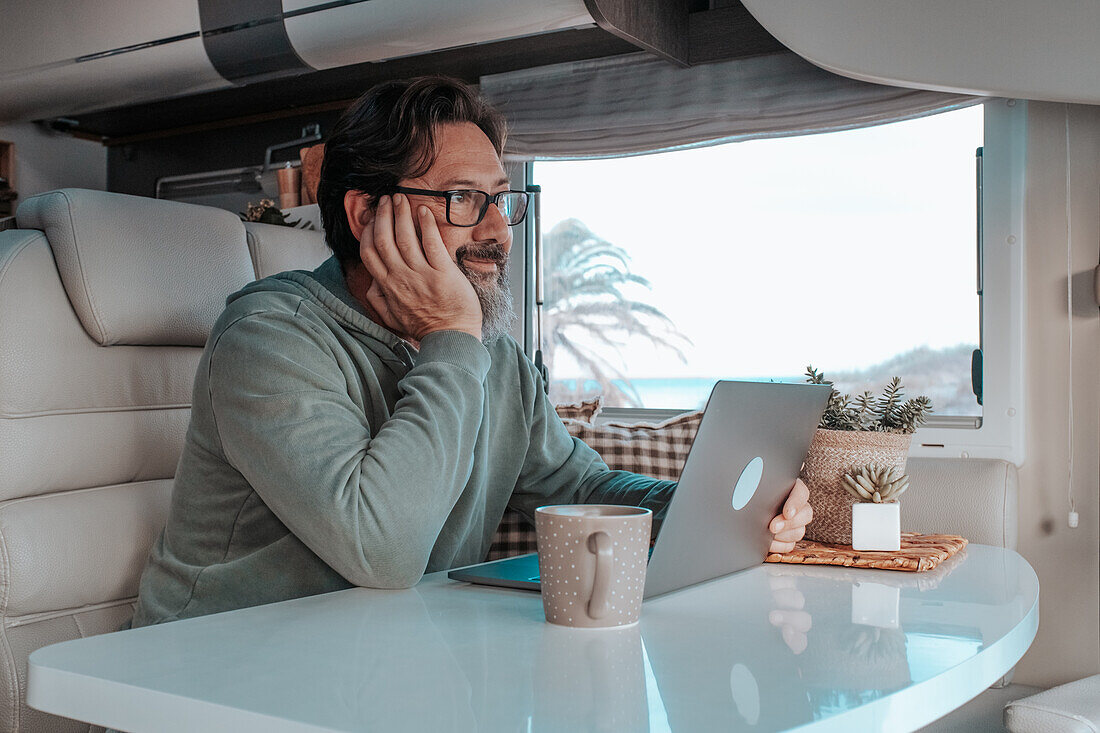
[{"x1": 541, "y1": 218, "x2": 690, "y2": 407}]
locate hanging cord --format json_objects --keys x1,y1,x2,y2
[{"x1": 1064, "y1": 105, "x2": 1079, "y2": 529}]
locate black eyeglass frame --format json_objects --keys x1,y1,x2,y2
[{"x1": 391, "y1": 186, "x2": 529, "y2": 227}]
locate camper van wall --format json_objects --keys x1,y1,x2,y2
[
  {"x1": 0, "y1": 123, "x2": 104, "y2": 202},
  {"x1": 1015, "y1": 101, "x2": 1100, "y2": 687}
]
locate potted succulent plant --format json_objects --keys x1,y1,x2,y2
[
  {"x1": 844, "y1": 464, "x2": 908, "y2": 551},
  {"x1": 800, "y1": 367, "x2": 932, "y2": 546},
  {"x1": 240, "y1": 199, "x2": 314, "y2": 229}
]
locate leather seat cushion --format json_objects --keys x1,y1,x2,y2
[
  {"x1": 0, "y1": 481, "x2": 172, "y2": 617},
  {"x1": 5, "y1": 604, "x2": 132, "y2": 733},
  {"x1": 1005, "y1": 675, "x2": 1100, "y2": 733},
  {"x1": 16, "y1": 189, "x2": 255, "y2": 346},
  {"x1": 903, "y1": 457, "x2": 1018, "y2": 549},
  {"x1": 245, "y1": 220, "x2": 330, "y2": 279},
  {"x1": 0, "y1": 231, "x2": 194, "y2": 501}
]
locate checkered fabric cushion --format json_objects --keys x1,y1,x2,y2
[
  {"x1": 551, "y1": 396, "x2": 603, "y2": 422},
  {"x1": 484, "y1": 410, "x2": 704, "y2": 560},
  {"x1": 564, "y1": 411, "x2": 702, "y2": 481},
  {"x1": 485, "y1": 511, "x2": 540, "y2": 560}
]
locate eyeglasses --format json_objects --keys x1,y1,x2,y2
[{"x1": 392, "y1": 186, "x2": 529, "y2": 227}]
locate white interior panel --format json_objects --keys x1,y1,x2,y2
[
  {"x1": 0, "y1": 0, "x2": 200, "y2": 74},
  {"x1": 741, "y1": 0, "x2": 1100, "y2": 104},
  {"x1": 0, "y1": 38, "x2": 229, "y2": 122},
  {"x1": 283, "y1": 0, "x2": 594, "y2": 70}
]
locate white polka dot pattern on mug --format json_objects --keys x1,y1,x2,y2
[{"x1": 535, "y1": 505, "x2": 652, "y2": 629}]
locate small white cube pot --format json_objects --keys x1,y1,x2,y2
[{"x1": 851, "y1": 503, "x2": 901, "y2": 551}]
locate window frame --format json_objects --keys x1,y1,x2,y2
[
  {"x1": 908, "y1": 99, "x2": 1026, "y2": 464},
  {"x1": 504, "y1": 160, "x2": 531, "y2": 350},
  {"x1": 520, "y1": 99, "x2": 1027, "y2": 464}
]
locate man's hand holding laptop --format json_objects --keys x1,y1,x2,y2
[{"x1": 768, "y1": 479, "x2": 812, "y2": 554}]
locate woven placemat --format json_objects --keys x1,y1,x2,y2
[{"x1": 765, "y1": 532, "x2": 968, "y2": 572}]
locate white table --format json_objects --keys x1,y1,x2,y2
[{"x1": 28, "y1": 544, "x2": 1037, "y2": 732}]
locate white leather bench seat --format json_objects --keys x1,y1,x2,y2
[
  {"x1": 1005, "y1": 675, "x2": 1100, "y2": 733},
  {"x1": 904, "y1": 457, "x2": 1018, "y2": 549},
  {"x1": 1, "y1": 189, "x2": 256, "y2": 733}
]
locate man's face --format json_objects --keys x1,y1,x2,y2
[{"x1": 397, "y1": 122, "x2": 515, "y2": 340}]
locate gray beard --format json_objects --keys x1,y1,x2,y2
[{"x1": 457, "y1": 251, "x2": 516, "y2": 343}]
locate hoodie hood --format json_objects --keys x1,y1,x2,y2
[{"x1": 227, "y1": 255, "x2": 414, "y2": 365}]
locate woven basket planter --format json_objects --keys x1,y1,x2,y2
[{"x1": 800, "y1": 429, "x2": 912, "y2": 545}]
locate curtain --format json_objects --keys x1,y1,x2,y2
[{"x1": 480, "y1": 52, "x2": 981, "y2": 160}]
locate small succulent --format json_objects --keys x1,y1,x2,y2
[
  {"x1": 842, "y1": 463, "x2": 909, "y2": 503},
  {"x1": 240, "y1": 199, "x2": 313, "y2": 229},
  {"x1": 805, "y1": 366, "x2": 932, "y2": 434}
]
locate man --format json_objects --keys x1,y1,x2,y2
[{"x1": 131, "y1": 76, "x2": 811, "y2": 627}]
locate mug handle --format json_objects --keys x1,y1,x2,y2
[{"x1": 586, "y1": 530, "x2": 614, "y2": 619}]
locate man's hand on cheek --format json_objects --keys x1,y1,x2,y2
[
  {"x1": 768, "y1": 478, "x2": 812, "y2": 554},
  {"x1": 358, "y1": 194, "x2": 482, "y2": 341}
]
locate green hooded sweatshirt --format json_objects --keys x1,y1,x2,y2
[{"x1": 131, "y1": 257, "x2": 674, "y2": 626}]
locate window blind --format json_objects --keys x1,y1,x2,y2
[{"x1": 480, "y1": 52, "x2": 981, "y2": 160}]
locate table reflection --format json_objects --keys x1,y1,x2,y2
[
  {"x1": 768, "y1": 574, "x2": 811, "y2": 654},
  {"x1": 534, "y1": 624, "x2": 648, "y2": 733},
  {"x1": 761, "y1": 550, "x2": 999, "y2": 722},
  {"x1": 638, "y1": 570, "x2": 812, "y2": 730}
]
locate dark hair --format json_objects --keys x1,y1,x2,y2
[{"x1": 317, "y1": 76, "x2": 507, "y2": 265}]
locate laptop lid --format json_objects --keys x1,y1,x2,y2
[
  {"x1": 642, "y1": 380, "x2": 829, "y2": 597},
  {"x1": 449, "y1": 380, "x2": 829, "y2": 598}
]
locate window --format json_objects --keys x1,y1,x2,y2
[{"x1": 526, "y1": 100, "x2": 1027, "y2": 463}]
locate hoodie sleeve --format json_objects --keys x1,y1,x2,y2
[
  {"x1": 507, "y1": 350, "x2": 675, "y2": 530},
  {"x1": 206, "y1": 308, "x2": 490, "y2": 589}
]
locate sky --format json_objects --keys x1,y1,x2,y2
[{"x1": 533, "y1": 105, "x2": 985, "y2": 380}]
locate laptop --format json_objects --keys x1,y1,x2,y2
[{"x1": 448, "y1": 380, "x2": 830, "y2": 599}]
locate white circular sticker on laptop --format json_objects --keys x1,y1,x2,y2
[{"x1": 732, "y1": 456, "x2": 764, "y2": 510}]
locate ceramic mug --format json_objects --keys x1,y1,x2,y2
[{"x1": 535, "y1": 505, "x2": 652, "y2": 628}]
